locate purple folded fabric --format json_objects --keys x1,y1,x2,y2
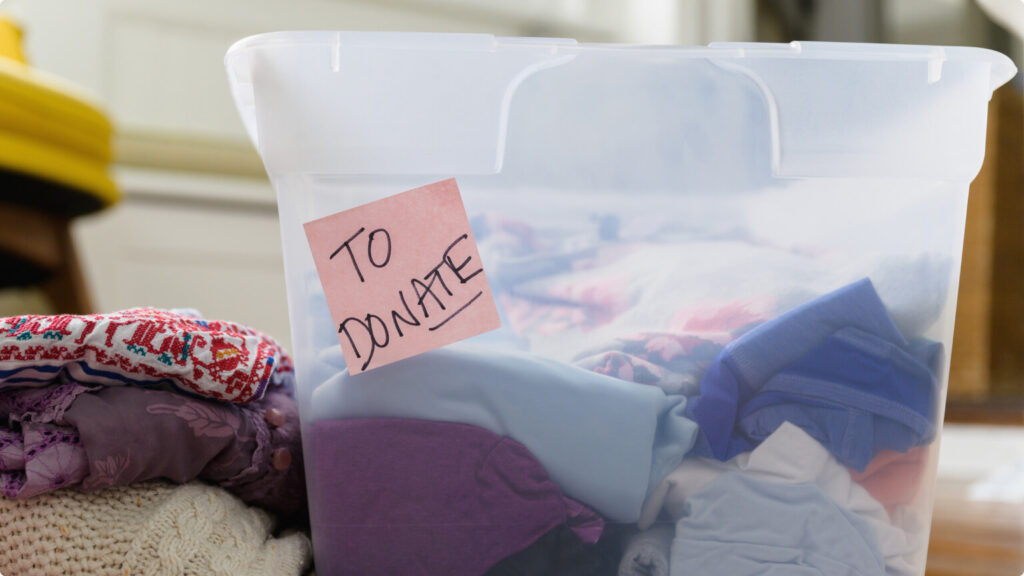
[
  {"x1": 0, "y1": 376, "x2": 304, "y2": 516},
  {"x1": 309, "y1": 418, "x2": 604, "y2": 576}
]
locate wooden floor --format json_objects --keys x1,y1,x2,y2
[{"x1": 927, "y1": 478, "x2": 1024, "y2": 576}]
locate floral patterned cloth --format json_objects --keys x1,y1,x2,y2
[
  {"x1": 573, "y1": 334, "x2": 723, "y2": 397},
  {"x1": 0, "y1": 308, "x2": 290, "y2": 403},
  {"x1": 573, "y1": 298, "x2": 775, "y2": 396},
  {"x1": 500, "y1": 276, "x2": 633, "y2": 337},
  {"x1": 471, "y1": 212, "x2": 636, "y2": 338}
]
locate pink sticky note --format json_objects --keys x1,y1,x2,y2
[{"x1": 304, "y1": 178, "x2": 501, "y2": 374}]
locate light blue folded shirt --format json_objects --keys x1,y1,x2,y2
[
  {"x1": 672, "y1": 473, "x2": 886, "y2": 576},
  {"x1": 309, "y1": 345, "x2": 698, "y2": 523}
]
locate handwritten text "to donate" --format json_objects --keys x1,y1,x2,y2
[
  {"x1": 303, "y1": 179, "x2": 501, "y2": 375},
  {"x1": 330, "y1": 227, "x2": 483, "y2": 371}
]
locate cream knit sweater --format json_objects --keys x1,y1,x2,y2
[{"x1": 0, "y1": 482, "x2": 311, "y2": 576}]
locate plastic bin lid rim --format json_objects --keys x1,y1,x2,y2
[{"x1": 226, "y1": 32, "x2": 1016, "y2": 91}]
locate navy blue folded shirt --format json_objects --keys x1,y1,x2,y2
[{"x1": 686, "y1": 278, "x2": 938, "y2": 471}]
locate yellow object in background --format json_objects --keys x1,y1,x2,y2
[
  {"x1": 0, "y1": 14, "x2": 27, "y2": 63},
  {"x1": 0, "y1": 13, "x2": 118, "y2": 212}
]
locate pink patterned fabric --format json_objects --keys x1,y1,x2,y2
[
  {"x1": 574, "y1": 298, "x2": 776, "y2": 396},
  {"x1": 501, "y1": 276, "x2": 632, "y2": 337},
  {"x1": 669, "y1": 295, "x2": 776, "y2": 341},
  {"x1": 574, "y1": 333, "x2": 723, "y2": 396},
  {"x1": 0, "y1": 309, "x2": 288, "y2": 403},
  {"x1": 848, "y1": 446, "x2": 928, "y2": 513}
]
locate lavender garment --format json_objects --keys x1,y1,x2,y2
[
  {"x1": 0, "y1": 420, "x2": 88, "y2": 498},
  {"x1": 0, "y1": 378, "x2": 304, "y2": 516},
  {"x1": 309, "y1": 418, "x2": 604, "y2": 576},
  {"x1": 0, "y1": 378, "x2": 94, "y2": 499}
]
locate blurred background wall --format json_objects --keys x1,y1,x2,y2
[{"x1": 0, "y1": 0, "x2": 1021, "y2": 409}]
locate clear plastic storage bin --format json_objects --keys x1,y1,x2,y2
[{"x1": 226, "y1": 33, "x2": 1016, "y2": 576}]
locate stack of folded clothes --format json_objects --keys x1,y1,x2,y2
[{"x1": 0, "y1": 308, "x2": 311, "y2": 575}]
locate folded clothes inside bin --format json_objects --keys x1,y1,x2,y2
[
  {"x1": 687, "y1": 278, "x2": 939, "y2": 471},
  {"x1": 642, "y1": 422, "x2": 924, "y2": 575},
  {"x1": 311, "y1": 346, "x2": 698, "y2": 523}
]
